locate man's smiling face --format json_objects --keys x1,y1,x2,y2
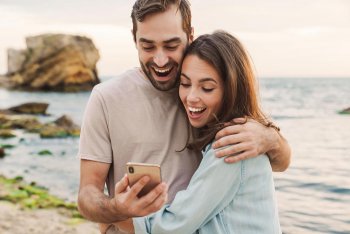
[{"x1": 135, "y1": 4, "x2": 191, "y2": 91}]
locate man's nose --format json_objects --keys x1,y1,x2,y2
[{"x1": 153, "y1": 50, "x2": 169, "y2": 67}]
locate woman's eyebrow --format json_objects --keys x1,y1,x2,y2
[
  {"x1": 199, "y1": 78, "x2": 217, "y2": 84},
  {"x1": 180, "y1": 73, "x2": 190, "y2": 80},
  {"x1": 181, "y1": 73, "x2": 217, "y2": 84}
]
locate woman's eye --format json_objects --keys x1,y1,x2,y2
[
  {"x1": 180, "y1": 83, "x2": 191, "y2": 88},
  {"x1": 202, "y1": 87, "x2": 214, "y2": 92}
]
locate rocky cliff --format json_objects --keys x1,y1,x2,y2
[{"x1": 3, "y1": 34, "x2": 100, "y2": 92}]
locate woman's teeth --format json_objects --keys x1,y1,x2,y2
[{"x1": 189, "y1": 107, "x2": 206, "y2": 113}]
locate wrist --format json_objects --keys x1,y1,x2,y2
[
  {"x1": 108, "y1": 197, "x2": 129, "y2": 221},
  {"x1": 265, "y1": 126, "x2": 281, "y2": 160}
]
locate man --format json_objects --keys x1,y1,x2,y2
[{"x1": 77, "y1": 0, "x2": 291, "y2": 233}]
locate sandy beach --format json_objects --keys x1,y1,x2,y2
[{"x1": 0, "y1": 201, "x2": 99, "y2": 234}]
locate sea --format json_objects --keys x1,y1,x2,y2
[{"x1": 0, "y1": 77, "x2": 349, "y2": 234}]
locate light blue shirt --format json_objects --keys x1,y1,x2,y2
[{"x1": 133, "y1": 143, "x2": 281, "y2": 234}]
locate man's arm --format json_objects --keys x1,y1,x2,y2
[
  {"x1": 212, "y1": 118, "x2": 291, "y2": 172},
  {"x1": 263, "y1": 126, "x2": 291, "y2": 172},
  {"x1": 77, "y1": 159, "x2": 168, "y2": 223}
]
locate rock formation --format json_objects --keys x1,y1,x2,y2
[
  {"x1": 0, "y1": 113, "x2": 80, "y2": 138},
  {"x1": 0, "y1": 103, "x2": 80, "y2": 138},
  {"x1": 0, "y1": 148, "x2": 4, "y2": 158},
  {"x1": 339, "y1": 107, "x2": 350, "y2": 115},
  {"x1": 7, "y1": 102, "x2": 49, "y2": 115},
  {"x1": 3, "y1": 34, "x2": 100, "y2": 92}
]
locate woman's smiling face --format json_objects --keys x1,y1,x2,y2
[{"x1": 179, "y1": 55, "x2": 224, "y2": 128}]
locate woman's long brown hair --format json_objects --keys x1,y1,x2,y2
[{"x1": 181, "y1": 30, "x2": 269, "y2": 151}]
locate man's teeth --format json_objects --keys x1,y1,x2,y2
[
  {"x1": 154, "y1": 68, "x2": 170, "y2": 73},
  {"x1": 189, "y1": 107, "x2": 206, "y2": 113}
]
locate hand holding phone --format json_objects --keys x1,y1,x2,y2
[{"x1": 126, "y1": 162, "x2": 162, "y2": 197}]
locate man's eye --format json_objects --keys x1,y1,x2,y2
[
  {"x1": 143, "y1": 47, "x2": 154, "y2": 51},
  {"x1": 165, "y1": 46, "x2": 178, "y2": 51}
]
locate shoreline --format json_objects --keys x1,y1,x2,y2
[
  {"x1": 0, "y1": 175, "x2": 99, "y2": 234},
  {"x1": 0, "y1": 200, "x2": 99, "y2": 234}
]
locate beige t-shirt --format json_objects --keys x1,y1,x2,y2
[{"x1": 79, "y1": 67, "x2": 201, "y2": 203}]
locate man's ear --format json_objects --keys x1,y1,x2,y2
[{"x1": 189, "y1": 27, "x2": 194, "y2": 43}]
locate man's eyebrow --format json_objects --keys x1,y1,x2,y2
[
  {"x1": 139, "y1": 37, "x2": 181, "y2": 44},
  {"x1": 139, "y1": 38, "x2": 154, "y2": 43},
  {"x1": 164, "y1": 37, "x2": 181, "y2": 44},
  {"x1": 181, "y1": 73, "x2": 218, "y2": 84}
]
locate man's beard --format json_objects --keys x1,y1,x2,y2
[{"x1": 140, "y1": 61, "x2": 179, "y2": 91}]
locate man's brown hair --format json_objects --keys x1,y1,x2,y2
[{"x1": 131, "y1": 0, "x2": 192, "y2": 42}]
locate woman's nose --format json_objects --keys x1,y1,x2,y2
[{"x1": 187, "y1": 89, "x2": 200, "y2": 103}]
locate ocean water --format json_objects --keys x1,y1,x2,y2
[{"x1": 0, "y1": 77, "x2": 349, "y2": 233}]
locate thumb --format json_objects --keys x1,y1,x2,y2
[{"x1": 115, "y1": 174, "x2": 128, "y2": 194}]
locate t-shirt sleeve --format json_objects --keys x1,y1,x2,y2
[
  {"x1": 133, "y1": 144, "x2": 243, "y2": 234},
  {"x1": 78, "y1": 87, "x2": 112, "y2": 163}
]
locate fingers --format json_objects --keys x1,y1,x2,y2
[
  {"x1": 140, "y1": 183, "x2": 168, "y2": 214},
  {"x1": 114, "y1": 174, "x2": 129, "y2": 194},
  {"x1": 125, "y1": 176, "x2": 150, "y2": 202},
  {"x1": 215, "y1": 140, "x2": 259, "y2": 159},
  {"x1": 214, "y1": 117, "x2": 255, "y2": 142},
  {"x1": 223, "y1": 150, "x2": 255, "y2": 164},
  {"x1": 215, "y1": 142, "x2": 251, "y2": 158},
  {"x1": 214, "y1": 124, "x2": 243, "y2": 142},
  {"x1": 231, "y1": 117, "x2": 248, "y2": 124},
  {"x1": 213, "y1": 133, "x2": 244, "y2": 150},
  {"x1": 138, "y1": 182, "x2": 167, "y2": 206},
  {"x1": 128, "y1": 182, "x2": 168, "y2": 217},
  {"x1": 214, "y1": 143, "x2": 243, "y2": 158},
  {"x1": 144, "y1": 187, "x2": 168, "y2": 214}
]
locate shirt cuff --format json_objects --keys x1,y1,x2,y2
[{"x1": 133, "y1": 217, "x2": 148, "y2": 234}]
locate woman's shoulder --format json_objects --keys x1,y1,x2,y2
[
  {"x1": 242, "y1": 154, "x2": 273, "y2": 182},
  {"x1": 201, "y1": 142, "x2": 243, "y2": 171},
  {"x1": 202, "y1": 142, "x2": 214, "y2": 154},
  {"x1": 244, "y1": 154, "x2": 271, "y2": 168}
]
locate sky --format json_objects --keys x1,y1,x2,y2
[{"x1": 0, "y1": 0, "x2": 349, "y2": 78}]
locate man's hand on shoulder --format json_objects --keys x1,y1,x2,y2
[
  {"x1": 212, "y1": 118, "x2": 270, "y2": 163},
  {"x1": 212, "y1": 117, "x2": 291, "y2": 171}
]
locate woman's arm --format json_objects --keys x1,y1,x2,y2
[{"x1": 132, "y1": 144, "x2": 244, "y2": 234}]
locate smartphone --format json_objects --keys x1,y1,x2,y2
[{"x1": 126, "y1": 162, "x2": 162, "y2": 197}]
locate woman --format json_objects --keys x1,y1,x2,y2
[{"x1": 116, "y1": 30, "x2": 281, "y2": 233}]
